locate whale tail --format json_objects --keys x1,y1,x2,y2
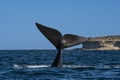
[
  {"x1": 36, "y1": 23, "x2": 63, "y2": 67},
  {"x1": 35, "y1": 22, "x2": 87, "y2": 67}
]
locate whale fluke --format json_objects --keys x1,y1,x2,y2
[
  {"x1": 35, "y1": 22, "x2": 88, "y2": 67},
  {"x1": 62, "y1": 34, "x2": 88, "y2": 48},
  {"x1": 36, "y1": 23, "x2": 62, "y2": 49}
]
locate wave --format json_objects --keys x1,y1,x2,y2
[
  {"x1": 13, "y1": 64, "x2": 50, "y2": 69},
  {"x1": 13, "y1": 64, "x2": 120, "y2": 69}
]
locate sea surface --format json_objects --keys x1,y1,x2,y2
[{"x1": 0, "y1": 50, "x2": 120, "y2": 80}]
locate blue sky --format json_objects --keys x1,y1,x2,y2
[{"x1": 0, "y1": 0, "x2": 120, "y2": 50}]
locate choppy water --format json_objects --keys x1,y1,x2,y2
[{"x1": 0, "y1": 50, "x2": 120, "y2": 80}]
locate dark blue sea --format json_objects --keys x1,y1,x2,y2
[{"x1": 0, "y1": 50, "x2": 120, "y2": 80}]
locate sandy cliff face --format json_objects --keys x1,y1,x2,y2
[{"x1": 82, "y1": 36, "x2": 120, "y2": 50}]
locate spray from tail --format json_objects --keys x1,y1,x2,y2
[{"x1": 35, "y1": 23, "x2": 87, "y2": 67}]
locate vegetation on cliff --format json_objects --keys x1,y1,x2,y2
[{"x1": 88, "y1": 35, "x2": 120, "y2": 41}]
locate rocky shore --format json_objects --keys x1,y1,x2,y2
[{"x1": 81, "y1": 35, "x2": 120, "y2": 50}]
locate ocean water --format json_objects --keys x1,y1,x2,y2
[{"x1": 0, "y1": 50, "x2": 120, "y2": 80}]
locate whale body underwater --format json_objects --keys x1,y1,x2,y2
[{"x1": 35, "y1": 23, "x2": 88, "y2": 67}]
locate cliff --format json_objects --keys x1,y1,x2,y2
[{"x1": 82, "y1": 35, "x2": 120, "y2": 50}]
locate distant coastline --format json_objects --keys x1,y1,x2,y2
[{"x1": 81, "y1": 35, "x2": 120, "y2": 50}]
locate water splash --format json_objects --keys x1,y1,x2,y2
[
  {"x1": 13, "y1": 64, "x2": 50, "y2": 69},
  {"x1": 13, "y1": 64, "x2": 120, "y2": 69}
]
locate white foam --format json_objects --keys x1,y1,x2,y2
[
  {"x1": 13, "y1": 64, "x2": 120, "y2": 69},
  {"x1": 13, "y1": 64, "x2": 94, "y2": 69},
  {"x1": 97, "y1": 65, "x2": 120, "y2": 69},
  {"x1": 13, "y1": 64, "x2": 50, "y2": 69},
  {"x1": 62, "y1": 65, "x2": 94, "y2": 68}
]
